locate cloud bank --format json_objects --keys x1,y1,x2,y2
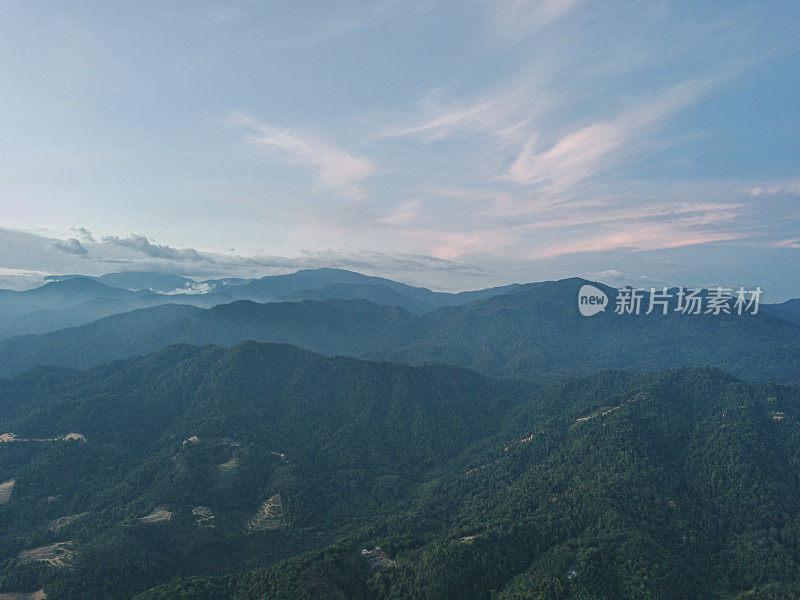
[{"x1": 101, "y1": 234, "x2": 212, "y2": 263}]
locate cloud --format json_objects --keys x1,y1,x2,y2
[
  {"x1": 164, "y1": 281, "x2": 213, "y2": 295},
  {"x1": 383, "y1": 97, "x2": 521, "y2": 143},
  {"x1": 70, "y1": 227, "x2": 95, "y2": 242},
  {"x1": 378, "y1": 74, "x2": 551, "y2": 147},
  {"x1": 747, "y1": 180, "x2": 800, "y2": 197},
  {"x1": 587, "y1": 268, "x2": 661, "y2": 287},
  {"x1": 527, "y1": 224, "x2": 742, "y2": 260},
  {"x1": 375, "y1": 200, "x2": 423, "y2": 226},
  {"x1": 0, "y1": 227, "x2": 486, "y2": 289},
  {"x1": 101, "y1": 234, "x2": 213, "y2": 263},
  {"x1": 505, "y1": 76, "x2": 725, "y2": 191},
  {"x1": 228, "y1": 112, "x2": 375, "y2": 197},
  {"x1": 51, "y1": 237, "x2": 88, "y2": 256},
  {"x1": 237, "y1": 248, "x2": 485, "y2": 276},
  {"x1": 0, "y1": 267, "x2": 49, "y2": 291}
]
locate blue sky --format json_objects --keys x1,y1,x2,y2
[{"x1": 1, "y1": 1, "x2": 799, "y2": 298}]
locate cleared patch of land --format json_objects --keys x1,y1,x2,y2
[
  {"x1": 504, "y1": 432, "x2": 537, "y2": 452},
  {"x1": 48, "y1": 511, "x2": 91, "y2": 532},
  {"x1": 0, "y1": 432, "x2": 86, "y2": 443},
  {"x1": 192, "y1": 506, "x2": 215, "y2": 528},
  {"x1": 183, "y1": 436, "x2": 240, "y2": 447},
  {"x1": 17, "y1": 542, "x2": 76, "y2": 568},
  {"x1": 246, "y1": 494, "x2": 286, "y2": 532},
  {"x1": 575, "y1": 393, "x2": 645, "y2": 423},
  {"x1": 138, "y1": 507, "x2": 172, "y2": 525},
  {"x1": 0, "y1": 589, "x2": 47, "y2": 600},
  {"x1": 0, "y1": 479, "x2": 15, "y2": 504},
  {"x1": 575, "y1": 404, "x2": 623, "y2": 422},
  {"x1": 361, "y1": 547, "x2": 396, "y2": 571},
  {"x1": 218, "y1": 457, "x2": 239, "y2": 472}
]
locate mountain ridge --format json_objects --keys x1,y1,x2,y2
[{"x1": 1, "y1": 277, "x2": 798, "y2": 384}]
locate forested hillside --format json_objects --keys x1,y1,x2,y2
[
  {"x1": 0, "y1": 343, "x2": 527, "y2": 599},
  {"x1": 2, "y1": 343, "x2": 800, "y2": 599}
]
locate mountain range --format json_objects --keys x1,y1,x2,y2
[
  {"x1": 0, "y1": 269, "x2": 520, "y2": 340},
  {"x1": 2, "y1": 268, "x2": 800, "y2": 599},
  {"x1": 1, "y1": 343, "x2": 800, "y2": 599},
  {"x1": 0, "y1": 277, "x2": 797, "y2": 384}
]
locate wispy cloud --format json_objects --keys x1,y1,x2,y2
[
  {"x1": 528, "y1": 225, "x2": 743, "y2": 260},
  {"x1": 510, "y1": 200, "x2": 745, "y2": 231},
  {"x1": 379, "y1": 76, "x2": 550, "y2": 146},
  {"x1": 748, "y1": 179, "x2": 800, "y2": 197},
  {"x1": 228, "y1": 112, "x2": 374, "y2": 198},
  {"x1": 505, "y1": 75, "x2": 726, "y2": 191}
]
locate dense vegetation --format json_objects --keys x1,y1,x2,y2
[
  {"x1": 2, "y1": 342, "x2": 800, "y2": 599},
  {"x1": 1, "y1": 278, "x2": 798, "y2": 384}
]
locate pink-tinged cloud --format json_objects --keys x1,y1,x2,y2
[
  {"x1": 527, "y1": 225, "x2": 745, "y2": 260},
  {"x1": 505, "y1": 76, "x2": 725, "y2": 191},
  {"x1": 388, "y1": 228, "x2": 517, "y2": 261},
  {"x1": 375, "y1": 200, "x2": 424, "y2": 226}
]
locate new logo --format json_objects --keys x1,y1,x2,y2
[{"x1": 578, "y1": 284, "x2": 608, "y2": 317}]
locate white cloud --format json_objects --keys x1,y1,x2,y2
[
  {"x1": 0, "y1": 267, "x2": 49, "y2": 291},
  {"x1": 164, "y1": 281, "x2": 213, "y2": 295},
  {"x1": 747, "y1": 179, "x2": 800, "y2": 197},
  {"x1": 228, "y1": 112, "x2": 375, "y2": 198}
]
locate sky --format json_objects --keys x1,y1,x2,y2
[{"x1": 1, "y1": 0, "x2": 799, "y2": 298}]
